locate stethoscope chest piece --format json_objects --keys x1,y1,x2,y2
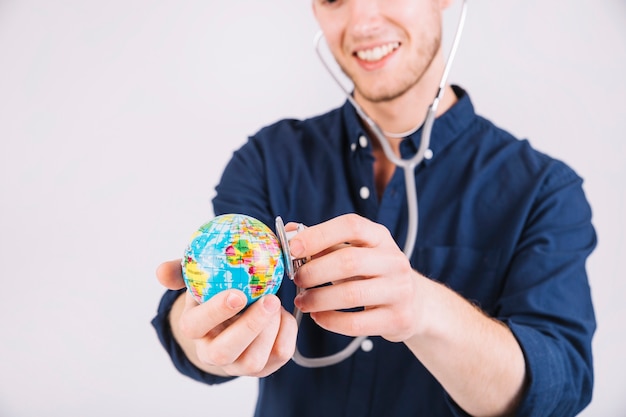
[
  {"x1": 275, "y1": 216, "x2": 307, "y2": 281},
  {"x1": 275, "y1": 216, "x2": 368, "y2": 368}
]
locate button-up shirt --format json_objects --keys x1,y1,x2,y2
[{"x1": 152, "y1": 86, "x2": 596, "y2": 417}]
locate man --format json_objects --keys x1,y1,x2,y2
[{"x1": 152, "y1": 0, "x2": 596, "y2": 416}]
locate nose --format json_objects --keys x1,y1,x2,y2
[{"x1": 347, "y1": 0, "x2": 384, "y2": 38}]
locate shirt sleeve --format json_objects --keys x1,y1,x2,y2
[
  {"x1": 496, "y1": 161, "x2": 597, "y2": 416},
  {"x1": 151, "y1": 288, "x2": 237, "y2": 385},
  {"x1": 213, "y1": 134, "x2": 276, "y2": 225}
]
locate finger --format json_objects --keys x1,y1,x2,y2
[
  {"x1": 238, "y1": 307, "x2": 297, "y2": 378},
  {"x1": 310, "y1": 307, "x2": 384, "y2": 338},
  {"x1": 156, "y1": 260, "x2": 185, "y2": 290},
  {"x1": 295, "y1": 244, "x2": 399, "y2": 289},
  {"x1": 226, "y1": 304, "x2": 283, "y2": 376},
  {"x1": 295, "y1": 276, "x2": 390, "y2": 313},
  {"x1": 288, "y1": 214, "x2": 391, "y2": 259},
  {"x1": 311, "y1": 307, "x2": 413, "y2": 342},
  {"x1": 258, "y1": 308, "x2": 298, "y2": 376},
  {"x1": 286, "y1": 220, "x2": 348, "y2": 259},
  {"x1": 199, "y1": 295, "x2": 282, "y2": 367},
  {"x1": 178, "y1": 289, "x2": 247, "y2": 339}
]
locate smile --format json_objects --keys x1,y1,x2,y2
[{"x1": 355, "y1": 42, "x2": 400, "y2": 62}]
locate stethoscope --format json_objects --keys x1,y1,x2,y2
[{"x1": 276, "y1": 0, "x2": 468, "y2": 368}]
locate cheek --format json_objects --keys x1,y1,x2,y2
[
  {"x1": 317, "y1": 28, "x2": 348, "y2": 66},
  {"x1": 320, "y1": 25, "x2": 341, "y2": 50},
  {"x1": 315, "y1": 11, "x2": 345, "y2": 51}
]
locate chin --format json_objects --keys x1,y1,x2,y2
[{"x1": 356, "y1": 84, "x2": 410, "y2": 103}]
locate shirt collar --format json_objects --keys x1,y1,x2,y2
[{"x1": 341, "y1": 85, "x2": 476, "y2": 165}]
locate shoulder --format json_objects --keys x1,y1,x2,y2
[
  {"x1": 466, "y1": 108, "x2": 582, "y2": 191},
  {"x1": 228, "y1": 105, "x2": 347, "y2": 171},
  {"x1": 447, "y1": 91, "x2": 586, "y2": 215},
  {"x1": 251, "y1": 106, "x2": 344, "y2": 147}
]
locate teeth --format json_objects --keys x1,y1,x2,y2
[{"x1": 356, "y1": 42, "x2": 400, "y2": 62}]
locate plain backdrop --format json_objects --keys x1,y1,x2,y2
[{"x1": 1, "y1": 1, "x2": 624, "y2": 416}]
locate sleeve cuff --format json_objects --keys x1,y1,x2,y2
[{"x1": 507, "y1": 321, "x2": 591, "y2": 417}]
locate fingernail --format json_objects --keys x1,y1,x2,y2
[
  {"x1": 262, "y1": 295, "x2": 280, "y2": 313},
  {"x1": 226, "y1": 293, "x2": 245, "y2": 309},
  {"x1": 290, "y1": 239, "x2": 304, "y2": 258}
]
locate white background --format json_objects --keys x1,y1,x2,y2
[{"x1": 1, "y1": 1, "x2": 624, "y2": 416}]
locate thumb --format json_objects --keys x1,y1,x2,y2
[{"x1": 156, "y1": 259, "x2": 186, "y2": 290}]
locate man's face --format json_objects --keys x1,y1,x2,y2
[{"x1": 313, "y1": 0, "x2": 445, "y2": 104}]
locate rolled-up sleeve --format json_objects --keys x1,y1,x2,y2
[{"x1": 496, "y1": 162, "x2": 596, "y2": 416}]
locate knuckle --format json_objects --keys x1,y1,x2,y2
[
  {"x1": 399, "y1": 255, "x2": 413, "y2": 273},
  {"x1": 244, "y1": 314, "x2": 266, "y2": 335},
  {"x1": 338, "y1": 248, "x2": 358, "y2": 274},
  {"x1": 342, "y1": 283, "x2": 364, "y2": 307},
  {"x1": 343, "y1": 214, "x2": 391, "y2": 247},
  {"x1": 237, "y1": 354, "x2": 266, "y2": 375},
  {"x1": 348, "y1": 314, "x2": 366, "y2": 335},
  {"x1": 273, "y1": 341, "x2": 295, "y2": 363},
  {"x1": 394, "y1": 309, "x2": 413, "y2": 331},
  {"x1": 178, "y1": 314, "x2": 198, "y2": 339},
  {"x1": 198, "y1": 344, "x2": 235, "y2": 367},
  {"x1": 373, "y1": 222, "x2": 393, "y2": 246},
  {"x1": 344, "y1": 213, "x2": 366, "y2": 237},
  {"x1": 377, "y1": 220, "x2": 392, "y2": 236}
]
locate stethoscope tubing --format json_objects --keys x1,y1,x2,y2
[{"x1": 289, "y1": 0, "x2": 468, "y2": 368}]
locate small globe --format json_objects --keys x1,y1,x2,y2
[{"x1": 182, "y1": 214, "x2": 285, "y2": 305}]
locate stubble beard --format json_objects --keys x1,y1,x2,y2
[{"x1": 343, "y1": 34, "x2": 442, "y2": 105}]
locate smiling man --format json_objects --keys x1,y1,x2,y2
[{"x1": 152, "y1": 1, "x2": 596, "y2": 416}]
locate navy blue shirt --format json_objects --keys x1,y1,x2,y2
[{"x1": 152, "y1": 87, "x2": 596, "y2": 417}]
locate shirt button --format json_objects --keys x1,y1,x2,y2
[
  {"x1": 359, "y1": 186, "x2": 370, "y2": 200},
  {"x1": 424, "y1": 148, "x2": 433, "y2": 160},
  {"x1": 361, "y1": 338, "x2": 374, "y2": 352},
  {"x1": 350, "y1": 143, "x2": 357, "y2": 152},
  {"x1": 359, "y1": 135, "x2": 368, "y2": 148}
]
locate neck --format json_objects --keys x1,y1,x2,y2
[{"x1": 354, "y1": 53, "x2": 457, "y2": 147}]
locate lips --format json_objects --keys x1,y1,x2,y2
[{"x1": 355, "y1": 42, "x2": 400, "y2": 62}]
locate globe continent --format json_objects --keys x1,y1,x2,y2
[{"x1": 182, "y1": 214, "x2": 285, "y2": 305}]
